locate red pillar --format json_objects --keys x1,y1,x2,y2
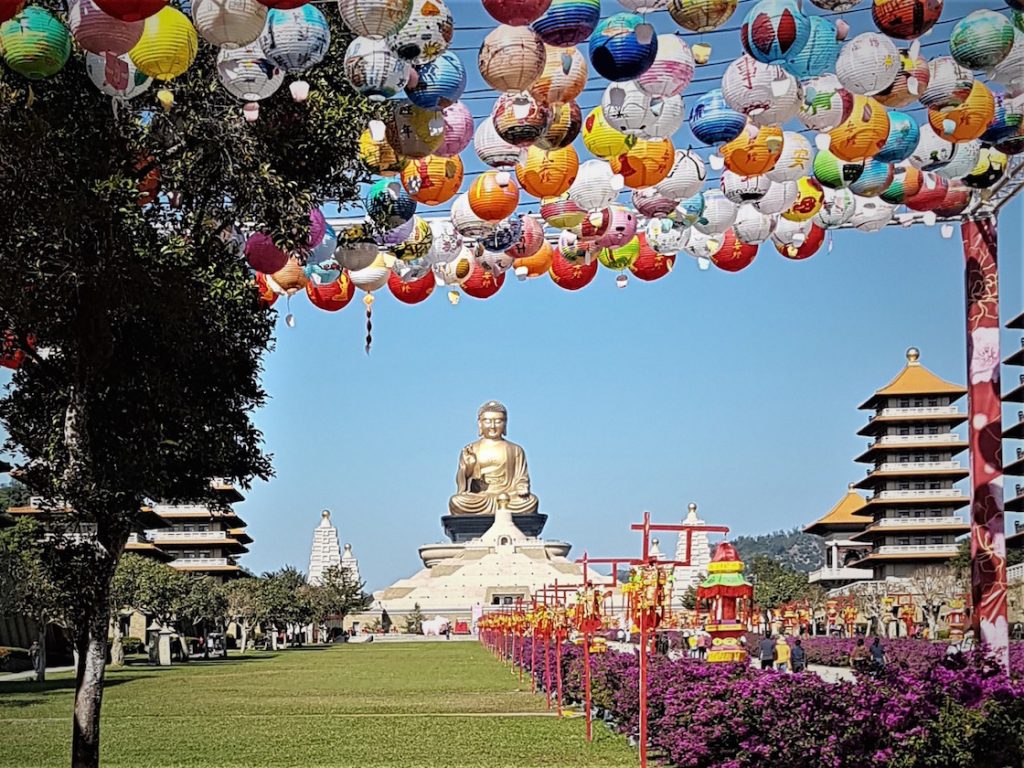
[{"x1": 962, "y1": 217, "x2": 1009, "y2": 672}]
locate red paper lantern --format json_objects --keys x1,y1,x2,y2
[
  {"x1": 387, "y1": 270, "x2": 435, "y2": 305},
  {"x1": 549, "y1": 250, "x2": 598, "y2": 290},
  {"x1": 462, "y1": 263, "x2": 506, "y2": 299},
  {"x1": 254, "y1": 272, "x2": 278, "y2": 308},
  {"x1": 256, "y1": 0, "x2": 308, "y2": 9},
  {"x1": 628, "y1": 234, "x2": 675, "y2": 281},
  {"x1": 711, "y1": 229, "x2": 758, "y2": 272},
  {"x1": 0, "y1": 332, "x2": 31, "y2": 370},
  {"x1": 481, "y1": 0, "x2": 551, "y2": 26},
  {"x1": 93, "y1": 0, "x2": 166, "y2": 22},
  {"x1": 904, "y1": 173, "x2": 949, "y2": 211},
  {"x1": 0, "y1": 0, "x2": 26, "y2": 23},
  {"x1": 933, "y1": 182, "x2": 972, "y2": 217},
  {"x1": 505, "y1": 214, "x2": 545, "y2": 260},
  {"x1": 775, "y1": 223, "x2": 825, "y2": 260},
  {"x1": 307, "y1": 273, "x2": 356, "y2": 311}
]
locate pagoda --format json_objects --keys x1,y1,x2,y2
[
  {"x1": 847, "y1": 348, "x2": 970, "y2": 580},
  {"x1": 697, "y1": 541, "x2": 753, "y2": 663},
  {"x1": 1005, "y1": 310, "x2": 1024, "y2": 565},
  {"x1": 804, "y1": 485, "x2": 872, "y2": 588},
  {"x1": 672, "y1": 503, "x2": 713, "y2": 592}
]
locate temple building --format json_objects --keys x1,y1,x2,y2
[
  {"x1": 672, "y1": 503, "x2": 713, "y2": 591},
  {"x1": 804, "y1": 485, "x2": 872, "y2": 588},
  {"x1": 148, "y1": 478, "x2": 251, "y2": 582},
  {"x1": 308, "y1": 510, "x2": 343, "y2": 585},
  {"x1": 846, "y1": 348, "x2": 970, "y2": 580},
  {"x1": 1005, "y1": 310, "x2": 1024, "y2": 576},
  {"x1": 341, "y1": 542, "x2": 361, "y2": 584}
]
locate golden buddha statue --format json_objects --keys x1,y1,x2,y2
[{"x1": 448, "y1": 401, "x2": 539, "y2": 516}]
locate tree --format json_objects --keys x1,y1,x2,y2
[
  {"x1": 173, "y1": 576, "x2": 227, "y2": 657},
  {"x1": 851, "y1": 580, "x2": 891, "y2": 636},
  {"x1": 308, "y1": 565, "x2": 372, "y2": 636},
  {"x1": 224, "y1": 578, "x2": 266, "y2": 655},
  {"x1": 108, "y1": 554, "x2": 186, "y2": 667},
  {"x1": 678, "y1": 584, "x2": 698, "y2": 611},
  {"x1": 0, "y1": 5, "x2": 376, "y2": 763},
  {"x1": 748, "y1": 555, "x2": 810, "y2": 615},
  {"x1": 804, "y1": 583, "x2": 829, "y2": 636},
  {"x1": 405, "y1": 603, "x2": 425, "y2": 635},
  {"x1": 0, "y1": 479, "x2": 30, "y2": 510},
  {"x1": 909, "y1": 565, "x2": 965, "y2": 637},
  {"x1": 261, "y1": 566, "x2": 314, "y2": 646}
]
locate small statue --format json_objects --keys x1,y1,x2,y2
[{"x1": 448, "y1": 400, "x2": 539, "y2": 516}]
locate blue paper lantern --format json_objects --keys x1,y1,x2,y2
[
  {"x1": 588, "y1": 13, "x2": 658, "y2": 82},
  {"x1": 688, "y1": 89, "x2": 747, "y2": 146},
  {"x1": 366, "y1": 178, "x2": 417, "y2": 231},
  {"x1": 981, "y1": 92, "x2": 1024, "y2": 144},
  {"x1": 848, "y1": 159, "x2": 895, "y2": 197},
  {"x1": 406, "y1": 50, "x2": 465, "y2": 110},
  {"x1": 874, "y1": 110, "x2": 920, "y2": 163},
  {"x1": 783, "y1": 15, "x2": 838, "y2": 79},
  {"x1": 259, "y1": 5, "x2": 330, "y2": 74},
  {"x1": 530, "y1": 0, "x2": 600, "y2": 47},
  {"x1": 672, "y1": 193, "x2": 705, "y2": 227},
  {"x1": 741, "y1": 0, "x2": 811, "y2": 65}
]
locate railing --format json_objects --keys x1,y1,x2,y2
[
  {"x1": 169, "y1": 557, "x2": 233, "y2": 567},
  {"x1": 874, "y1": 516, "x2": 965, "y2": 527},
  {"x1": 152, "y1": 530, "x2": 227, "y2": 540},
  {"x1": 1009, "y1": 563, "x2": 1024, "y2": 584},
  {"x1": 874, "y1": 544, "x2": 959, "y2": 555},
  {"x1": 152, "y1": 503, "x2": 217, "y2": 516},
  {"x1": 872, "y1": 406, "x2": 960, "y2": 419},
  {"x1": 872, "y1": 461, "x2": 962, "y2": 473},
  {"x1": 873, "y1": 489, "x2": 964, "y2": 500},
  {"x1": 808, "y1": 566, "x2": 873, "y2": 582},
  {"x1": 127, "y1": 532, "x2": 153, "y2": 544},
  {"x1": 873, "y1": 434, "x2": 961, "y2": 446}
]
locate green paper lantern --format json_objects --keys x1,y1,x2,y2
[
  {"x1": 1, "y1": 7, "x2": 71, "y2": 80},
  {"x1": 597, "y1": 235, "x2": 640, "y2": 270}
]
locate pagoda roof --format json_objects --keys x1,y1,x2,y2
[
  {"x1": 1007, "y1": 311, "x2": 1024, "y2": 330},
  {"x1": 804, "y1": 486, "x2": 871, "y2": 535},
  {"x1": 859, "y1": 348, "x2": 965, "y2": 410},
  {"x1": 849, "y1": 521, "x2": 970, "y2": 542}
]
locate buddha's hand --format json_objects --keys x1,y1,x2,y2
[
  {"x1": 461, "y1": 447, "x2": 477, "y2": 474},
  {"x1": 515, "y1": 481, "x2": 529, "y2": 497}
]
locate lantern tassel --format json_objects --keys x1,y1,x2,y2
[{"x1": 363, "y1": 294, "x2": 375, "y2": 355}]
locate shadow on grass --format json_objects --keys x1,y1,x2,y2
[{"x1": 0, "y1": 674, "x2": 145, "y2": 702}]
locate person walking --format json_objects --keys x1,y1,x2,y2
[
  {"x1": 775, "y1": 635, "x2": 791, "y2": 672},
  {"x1": 850, "y1": 637, "x2": 870, "y2": 672},
  {"x1": 791, "y1": 638, "x2": 807, "y2": 672},
  {"x1": 758, "y1": 633, "x2": 776, "y2": 670}
]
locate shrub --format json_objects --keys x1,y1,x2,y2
[
  {"x1": 0, "y1": 646, "x2": 32, "y2": 673},
  {"x1": 121, "y1": 637, "x2": 145, "y2": 655}
]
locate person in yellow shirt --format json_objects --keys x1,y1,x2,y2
[{"x1": 775, "y1": 635, "x2": 792, "y2": 672}]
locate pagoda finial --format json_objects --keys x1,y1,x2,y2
[
  {"x1": 848, "y1": 482, "x2": 855, "y2": 491},
  {"x1": 688, "y1": 502, "x2": 697, "y2": 513},
  {"x1": 906, "y1": 346, "x2": 920, "y2": 364},
  {"x1": 321, "y1": 509, "x2": 331, "y2": 519}
]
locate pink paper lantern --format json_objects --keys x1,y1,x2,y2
[
  {"x1": 245, "y1": 233, "x2": 289, "y2": 273},
  {"x1": 482, "y1": 0, "x2": 551, "y2": 26},
  {"x1": 436, "y1": 101, "x2": 474, "y2": 157},
  {"x1": 69, "y1": 0, "x2": 144, "y2": 55}
]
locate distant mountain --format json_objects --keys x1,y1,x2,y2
[{"x1": 732, "y1": 528, "x2": 825, "y2": 573}]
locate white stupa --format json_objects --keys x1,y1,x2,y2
[
  {"x1": 308, "y1": 509, "x2": 342, "y2": 586},
  {"x1": 341, "y1": 542, "x2": 361, "y2": 584},
  {"x1": 673, "y1": 503, "x2": 713, "y2": 591}
]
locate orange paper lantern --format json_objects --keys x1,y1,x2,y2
[
  {"x1": 468, "y1": 171, "x2": 520, "y2": 221},
  {"x1": 927, "y1": 80, "x2": 995, "y2": 143},
  {"x1": 516, "y1": 145, "x2": 579, "y2": 198},
  {"x1": 513, "y1": 239, "x2": 554, "y2": 278},
  {"x1": 401, "y1": 154, "x2": 464, "y2": 206},
  {"x1": 828, "y1": 95, "x2": 890, "y2": 162},
  {"x1": 608, "y1": 138, "x2": 675, "y2": 190},
  {"x1": 720, "y1": 123, "x2": 783, "y2": 177},
  {"x1": 254, "y1": 272, "x2": 279, "y2": 308}
]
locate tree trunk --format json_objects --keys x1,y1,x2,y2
[
  {"x1": 109, "y1": 616, "x2": 124, "y2": 668},
  {"x1": 72, "y1": 601, "x2": 111, "y2": 768},
  {"x1": 239, "y1": 623, "x2": 248, "y2": 655},
  {"x1": 35, "y1": 623, "x2": 47, "y2": 683}
]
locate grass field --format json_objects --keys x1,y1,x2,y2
[{"x1": 0, "y1": 641, "x2": 636, "y2": 768}]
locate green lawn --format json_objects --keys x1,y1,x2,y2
[{"x1": 0, "y1": 641, "x2": 636, "y2": 768}]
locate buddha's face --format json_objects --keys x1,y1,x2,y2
[{"x1": 478, "y1": 410, "x2": 507, "y2": 439}]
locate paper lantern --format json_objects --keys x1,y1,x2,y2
[
  {"x1": 568, "y1": 160, "x2": 623, "y2": 211},
  {"x1": 406, "y1": 49, "x2": 464, "y2": 109},
  {"x1": 593, "y1": 204, "x2": 638, "y2": 248},
  {"x1": 798, "y1": 75, "x2": 854, "y2": 132},
  {"x1": 1, "y1": 7, "x2": 71, "y2": 80},
  {"x1": 767, "y1": 215, "x2": 809, "y2": 248},
  {"x1": 874, "y1": 110, "x2": 920, "y2": 164},
  {"x1": 245, "y1": 233, "x2": 288, "y2": 273},
  {"x1": 506, "y1": 214, "x2": 546, "y2": 259},
  {"x1": 836, "y1": 33, "x2": 899, "y2": 96},
  {"x1": 988, "y1": 29, "x2": 1024, "y2": 96},
  {"x1": 516, "y1": 145, "x2": 579, "y2": 197},
  {"x1": 732, "y1": 205, "x2": 776, "y2": 243},
  {"x1": 848, "y1": 159, "x2": 895, "y2": 197},
  {"x1": 69, "y1": 0, "x2": 143, "y2": 55},
  {"x1": 254, "y1": 272, "x2": 279, "y2": 308},
  {"x1": 740, "y1": 0, "x2": 810, "y2": 64},
  {"x1": 401, "y1": 155, "x2": 462, "y2": 206},
  {"x1": 963, "y1": 147, "x2": 1008, "y2": 189},
  {"x1": 813, "y1": 148, "x2": 864, "y2": 189},
  {"x1": 388, "y1": 0, "x2": 453, "y2": 65},
  {"x1": 933, "y1": 182, "x2": 972, "y2": 217},
  {"x1": 766, "y1": 132, "x2": 813, "y2": 183},
  {"x1": 673, "y1": 194, "x2": 706, "y2": 227},
  {"x1": 927, "y1": 81, "x2": 994, "y2": 142},
  {"x1": 597, "y1": 236, "x2": 641, "y2": 270},
  {"x1": 492, "y1": 93, "x2": 551, "y2": 148},
  {"x1": 549, "y1": 249, "x2": 598, "y2": 289},
  {"x1": 482, "y1": 0, "x2": 551, "y2": 26},
  {"x1": 513, "y1": 240, "x2": 555, "y2": 278},
  {"x1": 879, "y1": 163, "x2": 923, "y2": 204},
  {"x1": 721, "y1": 170, "x2": 771, "y2": 203},
  {"x1": 541, "y1": 193, "x2": 586, "y2": 229},
  {"x1": 387, "y1": 269, "x2": 435, "y2": 304},
  {"x1": 479, "y1": 216, "x2": 525, "y2": 252},
  {"x1": 688, "y1": 89, "x2": 747, "y2": 146},
  {"x1": 828, "y1": 95, "x2": 889, "y2": 162},
  {"x1": 460, "y1": 263, "x2": 506, "y2": 298},
  {"x1": 710, "y1": 229, "x2": 758, "y2": 271},
  {"x1": 191, "y1": 0, "x2": 264, "y2": 48},
  {"x1": 627, "y1": 235, "x2": 674, "y2": 281},
  {"x1": 588, "y1": 13, "x2": 658, "y2": 82},
  {"x1": 434, "y1": 246, "x2": 476, "y2": 286},
  {"x1": 722, "y1": 55, "x2": 802, "y2": 127},
  {"x1": 307, "y1": 273, "x2": 356, "y2": 312},
  {"x1": 645, "y1": 216, "x2": 691, "y2": 253},
  {"x1": 720, "y1": 123, "x2": 783, "y2": 176},
  {"x1": 639, "y1": 95, "x2": 685, "y2": 141},
  {"x1": 530, "y1": 45, "x2": 588, "y2": 105},
  {"x1": 920, "y1": 56, "x2": 974, "y2": 110},
  {"x1": 479, "y1": 24, "x2": 546, "y2": 93},
  {"x1": 933, "y1": 140, "x2": 981, "y2": 181},
  {"x1": 950, "y1": 10, "x2": 1013, "y2": 71},
  {"x1": 345, "y1": 36, "x2": 411, "y2": 100},
  {"x1": 609, "y1": 138, "x2": 674, "y2": 189},
  {"x1": 426, "y1": 219, "x2": 463, "y2": 263},
  {"x1": 359, "y1": 129, "x2": 404, "y2": 175},
  {"x1": 694, "y1": 190, "x2": 738, "y2": 234},
  {"x1": 903, "y1": 172, "x2": 949, "y2": 210},
  {"x1": 269, "y1": 257, "x2": 309, "y2": 297},
  {"x1": 478, "y1": 248, "x2": 515, "y2": 275},
  {"x1": 94, "y1": 0, "x2": 165, "y2": 22},
  {"x1": 655, "y1": 150, "x2": 706, "y2": 201},
  {"x1": 637, "y1": 34, "x2": 693, "y2": 98},
  {"x1": 468, "y1": 172, "x2": 520, "y2": 222},
  {"x1": 0, "y1": 0, "x2": 24, "y2": 24},
  {"x1": 536, "y1": 101, "x2": 582, "y2": 150},
  {"x1": 668, "y1": 0, "x2": 738, "y2": 32},
  {"x1": 337, "y1": 0, "x2": 411, "y2": 38},
  {"x1": 366, "y1": 178, "x2": 418, "y2": 230},
  {"x1": 258, "y1": 6, "x2": 329, "y2": 74},
  {"x1": 437, "y1": 102, "x2": 475, "y2": 158},
  {"x1": 530, "y1": 0, "x2": 600, "y2": 47},
  {"x1": 775, "y1": 222, "x2": 824, "y2": 260},
  {"x1": 631, "y1": 187, "x2": 677, "y2": 218},
  {"x1": 582, "y1": 107, "x2": 631, "y2": 158},
  {"x1": 86, "y1": 51, "x2": 153, "y2": 99},
  {"x1": 348, "y1": 254, "x2": 391, "y2": 294},
  {"x1": 752, "y1": 180, "x2": 797, "y2": 215},
  {"x1": 602, "y1": 81, "x2": 683, "y2": 138},
  {"x1": 875, "y1": 50, "x2": 929, "y2": 107},
  {"x1": 872, "y1": 0, "x2": 942, "y2": 40},
  {"x1": 813, "y1": 186, "x2": 856, "y2": 227},
  {"x1": 387, "y1": 100, "x2": 444, "y2": 159},
  {"x1": 683, "y1": 229, "x2": 723, "y2": 260},
  {"x1": 335, "y1": 224, "x2": 381, "y2": 271},
  {"x1": 391, "y1": 216, "x2": 434, "y2": 263},
  {"x1": 783, "y1": 15, "x2": 838, "y2": 79},
  {"x1": 909, "y1": 123, "x2": 958, "y2": 170},
  {"x1": 781, "y1": 176, "x2": 824, "y2": 221}
]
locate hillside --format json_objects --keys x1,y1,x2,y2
[{"x1": 732, "y1": 528, "x2": 825, "y2": 573}]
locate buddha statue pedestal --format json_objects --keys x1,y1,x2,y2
[{"x1": 441, "y1": 512, "x2": 548, "y2": 543}]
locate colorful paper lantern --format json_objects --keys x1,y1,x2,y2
[
  {"x1": 910, "y1": 123, "x2": 958, "y2": 170},
  {"x1": 569, "y1": 159, "x2": 624, "y2": 211},
  {"x1": 391, "y1": 215, "x2": 434, "y2": 263},
  {"x1": 307, "y1": 273, "x2": 356, "y2": 312},
  {"x1": 732, "y1": 205, "x2": 776, "y2": 243},
  {"x1": 366, "y1": 178, "x2": 418, "y2": 230},
  {"x1": 387, "y1": 100, "x2": 444, "y2": 159},
  {"x1": 516, "y1": 145, "x2": 579, "y2": 197},
  {"x1": 637, "y1": 34, "x2": 693, "y2": 98},
  {"x1": 597, "y1": 236, "x2": 641, "y2": 270},
  {"x1": 710, "y1": 229, "x2": 758, "y2": 272},
  {"x1": 721, "y1": 170, "x2": 771, "y2": 204},
  {"x1": 766, "y1": 131, "x2": 813, "y2": 183},
  {"x1": 505, "y1": 214, "x2": 546, "y2": 259},
  {"x1": 963, "y1": 147, "x2": 1007, "y2": 189},
  {"x1": 879, "y1": 163, "x2": 923, "y2": 204},
  {"x1": 720, "y1": 122, "x2": 784, "y2": 176},
  {"x1": 933, "y1": 140, "x2": 981, "y2": 181},
  {"x1": 813, "y1": 186, "x2": 856, "y2": 227},
  {"x1": 94, "y1": 0, "x2": 165, "y2": 22},
  {"x1": 541, "y1": 193, "x2": 586, "y2": 229},
  {"x1": 337, "y1": 0, "x2": 411, "y2": 38},
  {"x1": 191, "y1": 0, "x2": 265, "y2": 48},
  {"x1": 536, "y1": 101, "x2": 582, "y2": 150},
  {"x1": 401, "y1": 154, "x2": 463, "y2": 205},
  {"x1": 694, "y1": 190, "x2": 738, "y2": 234},
  {"x1": 514, "y1": 239, "x2": 555, "y2": 278},
  {"x1": 588, "y1": 13, "x2": 658, "y2": 82},
  {"x1": 335, "y1": 224, "x2": 381, "y2": 271},
  {"x1": 387, "y1": 268, "x2": 435, "y2": 304},
  {"x1": 482, "y1": 0, "x2": 552, "y2": 26},
  {"x1": 474, "y1": 117, "x2": 524, "y2": 168},
  {"x1": 933, "y1": 182, "x2": 972, "y2": 217},
  {"x1": 783, "y1": 15, "x2": 838, "y2": 79},
  {"x1": 628, "y1": 234, "x2": 675, "y2": 281},
  {"x1": 593, "y1": 204, "x2": 638, "y2": 248},
  {"x1": 603, "y1": 81, "x2": 684, "y2": 139},
  {"x1": 69, "y1": 0, "x2": 143, "y2": 56},
  {"x1": 254, "y1": 272, "x2": 278, "y2": 308},
  {"x1": 434, "y1": 246, "x2": 476, "y2": 286},
  {"x1": 775, "y1": 222, "x2": 824, "y2": 260},
  {"x1": 683, "y1": 229, "x2": 724, "y2": 260},
  {"x1": 426, "y1": 219, "x2": 463, "y2": 263},
  {"x1": 988, "y1": 29, "x2": 1024, "y2": 96},
  {"x1": 874, "y1": 110, "x2": 920, "y2": 163},
  {"x1": 927, "y1": 80, "x2": 995, "y2": 142},
  {"x1": 872, "y1": 0, "x2": 942, "y2": 40},
  {"x1": 478, "y1": 215, "x2": 524, "y2": 253},
  {"x1": 903, "y1": 172, "x2": 949, "y2": 210},
  {"x1": 875, "y1": 50, "x2": 930, "y2": 107},
  {"x1": 608, "y1": 138, "x2": 674, "y2": 189},
  {"x1": 723, "y1": 56, "x2": 803, "y2": 127},
  {"x1": 479, "y1": 24, "x2": 546, "y2": 93},
  {"x1": 813, "y1": 148, "x2": 865, "y2": 189},
  {"x1": 848, "y1": 158, "x2": 895, "y2": 197},
  {"x1": 645, "y1": 216, "x2": 691, "y2": 253},
  {"x1": 740, "y1": 0, "x2": 811, "y2": 64},
  {"x1": 359, "y1": 128, "x2": 404, "y2": 175},
  {"x1": 1, "y1": 7, "x2": 71, "y2": 80},
  {"x1": 492, "y1": 93, "x2": 551, "y2": 148},
  {"x1": 406, "y1": 49, "x2": 464, "y2": 109},
  {"x1": 798, "y1": 75, "x2": 854, "y2": 132},
  {"x1": 754, "y1": 179, "x2": 798, "y2": 214},
  {"x1": 688, "y1": 89, "x2": 747, "y2": 145},
  {"x1": 836, "y1": 32, "x2": 899, "y2": 95},
  {"x1": 388, "y1": 0, "x2": 453, "y2": 65},
  {"x1": 437, "y1": 101, "x2": 475, "y2": 157},
  {"x1": 920, "y1": 56, "x2": 974, "y2": 110},
  {"x1": 632, "y1": 187, "x2": 678, "y2": 218},
  {"x1": 950, "y1": 10, "x2": 1013, "y2": 71},
  {"x1": 478, "y1": 247, "x2": 515, "y2": 275},
  {"x1": 781, "y1": 176, "x2": 824, "y2": 221},
  {"x1": 469, "y1": 172, "x2": 521, "y2": 222},
  {"x1": 829, "y1": 95, "x2": 890, "y2": 162},
  {"x1": 582, "y1": 106, "x2": 632, "y2": 158},
  {"x1": 344, "y1": 36, "x2": 411, "y2": 100},
  {"x1": 86, "y1": 51, "x2": 153, "y2": 99},
  {"x1": 530, "y1": 45, "x2": 588, "y2": 105},
  {"x1": 668, "y1": 0, "x2": 738, "y2": 32},
  {"x1": 258, "y1": 5, "x2": 328, "y2": 74},
  {"x1": 530, "y1": 0, "x2": 600, "y2": 47}
]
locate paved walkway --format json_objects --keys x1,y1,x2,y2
[{"x1": 0, "y1": 665, "x2": 74, "y2": 682}]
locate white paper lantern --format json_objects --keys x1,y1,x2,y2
[
  {"x1": 694, "y1": 190, "x2": 737, "y2": 234},
  {"x1": 920, "y1": 56, "x2": 975, "y2": 110},
  {"x1": 85, "y1": 51, "x2": 153, "y2": 100},
  {"x1": 337, "y1": 0, "x2": 412, "y2": 39},
  {"x1": 767, "y1": 132, "x2": 814, "y2": 183},
  {"x1": 722, "y1": 55, "x2": 802, "y2": 127},
  {"x1": 349, "y1": 257, "x2": 392, "y2": 292},
  {"x1": 988, "y1": 30, "x2": 1024, "y2": 97},
  {"x1": 636, "y1": 33, "x2": 694, "y2": 98},
  {"x1": 69, "y1": 0, "x2": 142, "y2": 56},
  {"x1": 259, "y1": 5, "x2": 331, "y2": 75},
  {"x1": 798, "y1": 74, "x2": 854, "y2": 132},
  {"x1": 835, "y1": 32, "x2": 900, "y2": 96},
  {"x1": 435, "y1": 245, "x2": 477, "y2": 286},
  {"x1": 655, "y1": 150, "x2": 706, "y2": 201},
  {"x1": 344, "y1": 36, "x2": 411, "y2": 100},
  {"x1": 601, "y1": 80, "x2": 655, "y2": 136},
  {"x1": 909, "y1": 123, "x2": 958, "y2": 171},
  {"x1": 771, "y1": 216, "x2": 813, "y2": 248},
  {"x1": 808, "y1": 0, "x2": 860, "y2": 9},
  {"x1": 474, "y1": 117, "x2": 523, "y2": 169},
  {"x1": 217, "y1": 44, "x2": 284, "y2": 101},
  {"x1": 753, "y1": 180, "x2": 799, "y2": 214},
  {"x1": 450, "y1": 193, "x2": 497, "y2": 239},
  {"x1": 721, "y1": 170, "x2": 772, "y2": 204},
  {"x1": 683, "y1": 229, "x2": 723, "y2": 260},
  {"x1": 813, "y1": 186, "x2": 856, "y2": 228},
  {"x1": 639, "y1": 95, "x2": 685, "y2": 140},
  {"x1": 933, "y1": 140, "x2": 982, "y2": 181},
  {"x1": 191, "y1": 0, "x2": 266, "y2": 49},
  {"x1": 645, "y1": 217, "x2": 690, "y2": 254},
  {"x1": 427, "y1": 219, "x2": 464, "y2": 264},
  {"x1": 388, "y1": 0, "x2": 453, "y2": 65},
  {"x1": 568, "y1": 160, "x2": 623, "y2": 211},
  {"x1": 850, "y1": 195, "x2": 895, "y2": 231},
  {"x1": 732, "y1": 205, "x2": 776, "y2": 243},
  {"x1": 478, "y1": 249, "x2": 515, "y2": 274}
]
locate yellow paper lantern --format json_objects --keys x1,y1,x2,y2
[
  {"x1": 927, "y1": 81, "x2": 995, "y2": 144},
  {"x1": 582, "y1": 106, "x2": 632, "y2": 160},
  {"x1": 516, "y1": 145, "x2": 579, "y2": 198},
  {"x1": 401, "y1": 154, "x2": 463, "y2": 206},
  {"x1": 608, "y1": 138, "x2": 675, "y2": 190},
  {"x1": 128, "y1": 6, "x2": 198, "y2": 81},
  {"x1": 828, "y1": 95, "x2": 890, "y2": 162},
  {"x1": 513, "y1": 240, "x2": 554, "y2": 278},
  {"x1": 720, "y1": 123, "x2": 783, "y2": 177},
  {"x1": 781, "y1": 177, "x2": 825, "y2": 222},
  {"x1": 359, "y1": 129, "x2": 405, "y2": 176}
]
